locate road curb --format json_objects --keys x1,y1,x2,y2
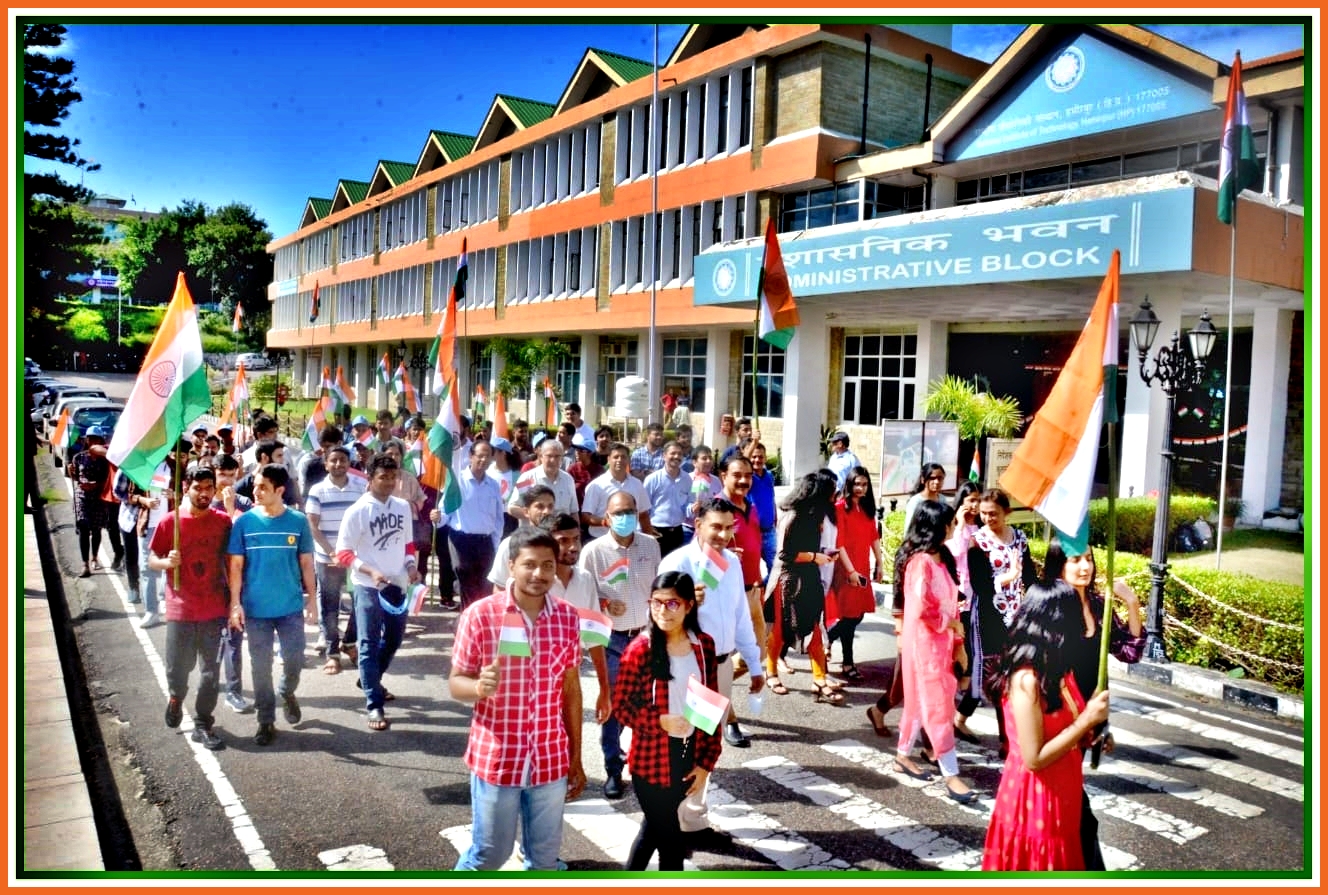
[{"x1": 1109, "y1": 655, "x2": 1304, "y2": 721}]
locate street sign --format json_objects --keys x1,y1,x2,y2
[{"x1": 85, "y1": 276, "x2": 119, "y2": 288}]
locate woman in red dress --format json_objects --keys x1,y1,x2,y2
[
  {"x1": 982, "y1": 580, "x2": 1111, "y2": 871},
  {"x1": 827, "y1": 466, "x2": 885, "y2": 681}
]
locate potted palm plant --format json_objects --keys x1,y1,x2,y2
[{"x1": 920, "y1": 375, "x2": 1023, "y2": 480}]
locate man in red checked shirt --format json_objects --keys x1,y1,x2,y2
[{"x1": 448, "y1": 528, "x2": 585, "y2": 871}]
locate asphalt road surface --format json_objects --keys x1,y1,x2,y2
[{"x1": 35, "y1": 373, "x2": 1307, "y2": 876}]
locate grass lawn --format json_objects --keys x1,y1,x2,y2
[{"x1": 1172, "y1": 527, "x2": 1306, "y2": 586}]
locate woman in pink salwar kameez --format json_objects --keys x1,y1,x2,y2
[{"x1": 893, "y1": 500, "x2": 978, "y2": 804}]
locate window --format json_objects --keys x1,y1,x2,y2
[
  {"x1": 780, "y1": 183, "x2": 861, "y2": 232},
  {"x1": 274, "y1": 245, "x2": 300, "y2": 281},
  {"x1": 840, "y1": 331, "x2": 918, "y2": 425},
  {"x1": 734, "y1": 195, "x2": 747, "y2": 240},
  {"x1": 435, "y1": 247, "x2": 498, "y2": 311},
  {"x1": 597, "y1": 338, "x2": 639, "y2": 407},
  {"x1": 864, "y1": 181, "x2": 925, "y2": 219},
  {"x1": 471, "y1": 341, "x2": 494, "y2": 404},
  {"x1": 662, "y1": 337, "x2": 707, "y2": 412},
  {"x1": 555, "y1": 339, "x2": 582, "y2": 407},
  {"x1": 669, "y1": 209, "x2": 682, "y2": 281},
  {"x1": 740, "y1": 336, "x2": 785, "y2": 418},
  {"x1": 739, "y1": 66, "x2": 753, "y2": 148},
  {"x1": 717, "y1": 77, "x2": 730, "y2": 154}
]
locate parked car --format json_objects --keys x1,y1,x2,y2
[
  {"x1": 34, "y1": 387, "x2": 107, "y2": 425},
  {"x1": 235, "y1": 352, "x2": 273, "y2": 370},
  {"x1": 45, "y1": 393, "x2": 112, "y2": 440},
  {"x1": 57, "y1": 403, "x2": 124, "y2": 467},
  {"x1": 24, "y1": 357, "x2": 41, "y2": 377}
]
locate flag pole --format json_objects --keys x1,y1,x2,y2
[
  {"x1": 1092, "y1": 416, "x2": 1118, "y2": 769},
  {"x1": 1214, "y1": 217, "x2": 1237, "y2": 569},
  {"x1": 751, "y1": 226, "x2": 768, "y2": 436}
]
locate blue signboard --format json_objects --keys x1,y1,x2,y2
[
  {"x1": 84, "y1": 276, "x2": 119, "y2": 289},
  {"x1": 275, "y1": 278, "x2": 299, "y2": 297},
  {"x1": 693, "y1": 187, "x2": 1195, "y2": 306},
  {"x1": 946, "y1": 30, "x2": 1215, "y2": 162}
]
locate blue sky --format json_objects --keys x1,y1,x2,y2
[{"x1": 30, "y1": 20, "x2": 1306, "y2": 239}]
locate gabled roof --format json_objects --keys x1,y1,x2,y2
[
  {"x1": 666, "y1": 24, "x2": 766, "y2": 66},
  {"x1": 301, "y1": 197, "x2": 332, "y2": 228},
  {"x1": 474, "y1": 94, "x2": 556, "y2": 149},
  {"x1": 414, "y1": 130, "x2": 476, "y2": 177},
  {"x1": 367, "y1": 160, "x2": 416, "y2": 197},
  {"x1": 330, "y1": 179, "x2": 370, "y2": 214},
  {"x1": 556, "y1": 47, "x2": 655, "y2": 115}
]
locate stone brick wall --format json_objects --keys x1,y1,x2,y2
[
  {"x1": 819, "y1": 43, "x2": 969, "y2": 148},
  {"x1": 773, "y1": 47, "x2": 824, "y2": 138},
  {"x1": 1279, "y1": 310, "x2": 1304, "y2": 510}
]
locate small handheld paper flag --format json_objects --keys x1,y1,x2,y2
[
  {"x1": 498, "y1": 611, "x2": 532, "y2": 658},
  {"x1": 408, "y1": 583, "x2": 428, "y2": 616},
  {"x1": 149, "y1": 466, "x2": 172, "y2": 492},
  {"x1": 698, "y1": 544, "x2": 729, "y2": 589},
  {"x1": 600, "y1": 557, "x2": 630, "y2": 587},
  {"x1": 577, "y1": 607, "x2": 612, "y2": 648},
  {"x1": 683, "y1": 675, "x2": 730, "y2": 736}
]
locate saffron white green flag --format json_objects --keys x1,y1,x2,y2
[
  {"x1": 498, "y1": 610, "x2": 532, "y2": 657},
  {"x1": 577, "y1": 607, "x2": 612, "y2": 648},
  {"x1": 683, "y1": 674, "x2": 729, "y2": 735},
  {"x1": 107, "y1": 273, "x2": 211, "y2": 489}
]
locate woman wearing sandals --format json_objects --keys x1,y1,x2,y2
[
  {"x1": 947, "y1": 481, "x2": 983, "y2": 743},
  {"x1": 890, "y1": 500, "x2": 976, "y2": 803},
  {"x1": 827, "y1": 466, "x2": 886, "y2": 681},
  {"x1": 763, "y1": 472, "x2": 845, "y2": 705},
  {"x1": 612, "y1": 572, "x2": 722, "y2": 870},
  {"x1": 982, "y1": 581, "x2": 1111, "y2": 870}
]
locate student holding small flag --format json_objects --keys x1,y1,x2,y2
[
  {"x1": 548, "y1": 513, "x2": 612, "y2": 725},
  {"x1": 612, "y1": 571, "x2": 723, "y2": 871},
  {"x1": 577, "y1": 490, "x2": 662, "y2": 801},
  {"x1": 448, "y1": 528, "x2": 585, "y2": 871}
]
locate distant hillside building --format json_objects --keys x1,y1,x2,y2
[{"x1": 77, "y1": 194, "x2": 160, "y2": 305}]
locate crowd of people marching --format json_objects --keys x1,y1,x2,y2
[{"x1": 56, "y1": 401, "x2": 1147, "y2": 872}]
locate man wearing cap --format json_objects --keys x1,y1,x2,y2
[
  {"x1": 562, "y1": 403, "x2": 595, "y2": 445},
  {"x1": 190, "y1": 425, "x2": 209, "y2": 458},
  {"x1": 431, "y1": 441, "x2": 504, "y2": 610},
  {"x1": 346, "y1": 415, "x2": 375, "y2": 449},
  {"x1": 336, "y1": 453, "x2": 420, "y2": 731},
  {"x1": 826, "y1": 431, "x2": 860, "y2": 493},
  {"x1": 217, "y1": 423, "x2": 236, "y2": 456},
  {"x1": 565, "y1": 433, "x2": 602, "y2": 512},
  {"x1": 509, "y1": 439, "x2": 578, "y2": 519}
]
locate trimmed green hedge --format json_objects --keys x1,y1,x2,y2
[{"x1": 1086, "y1": 495, "x2": 1217, "y2": 554}]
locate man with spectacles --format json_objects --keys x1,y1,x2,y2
[
  {"x1": 576, "y1": 490, "x2": 660, "y2": 801},
  {"x1": 826, "y1": 431, "x2": 861, "y2": 493}
]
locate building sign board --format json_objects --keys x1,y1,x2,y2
[
  {"x1": 695, "y1": 187, "x2": 1194, "y2": 306},
  {"x1": 879, "y1": 420, "x2": 960, "y2": 498},
  {"x1": 84, "y1": 276, "x2": 119, "y2": 288},
  {"x1": 275, "y1": 278, "x2": 299, "y2": 297},
  {"x1": 946, "y1": 30, "x2": 1216, "y2": 162}
]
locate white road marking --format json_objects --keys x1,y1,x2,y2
[
  {"x1": 439, "y1": 825, "x2": 524, "y2": 870},
  {"x1": 562, "y1": 797, "x2": 699, "y2": 870},
  {"x1": 318, "y1": 844, "x2": 393, "y2": 870},
  {"x1": 746, "y1": 754, "x2": 979, "y2": 871},
  {"x1": 1113, "y1": 697, "x2": 1304, "y2": 765},
  {"x1": 705, "y1": 782, "x2": 853, "y2": 870},
  {"x1": 1103, "y1": 756, "x2": 1264, "y2": 819},
  {"x1": 70, "y1": 476, "x2": 276, "y2": 870},
  {"x1": 1112, "y1": 683, "x2": 1304, "y2": 745}
]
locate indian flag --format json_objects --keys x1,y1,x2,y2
[
  {"x1": 473, "y1": 383, "x2": 487, "y2": 422},
  {"x1": 404, "y1": 436, "x2": 424, "y2": 477},
  {"x1": 395, "y1": 362, "x2": 421, "y2": 415},
  {"x1": 498, "y1": 610, "x2": 532, "y2": 657},
  {"x1": 543, "y1": 378, "x2": 557, "y2": 428},
  {"x1": 377, "y1": 352, "x2": 392, "y2": 386},
  {"x1": 683, "y1": 674, "x2": 730, "y2": 736},
  {"x1": 968, "y1": 446, "x2": 981, "y2": 483},
  {"x1": 231, "y1": 303, "x2": 243, "y2": 333},
  {"x1": 357, "y1": 428, "x2": 378, "y2": 449},
  {"x1": 408, "y1": 582, "x2": 428, "y2": 615},
  {"x1": 334, "y1": 365, "x2": 356, "y2": 414},
  {"x1": 420, "y1": 269, "x2": 463, "y2": 513},
  {"x1": 302, "y1": 394, "x2": 333, "y2": 451},
  {"x1": 600, "y1": 556, "x2": 630, "y2": 587},
  {"x1": 757, "y1": 217, "x2": 799, "y2": 350},
  {"x1": 492, "y1": 389, "x2": 510, "y2": 438},
  {"x1": 149, "y1": 464, "x2": 172, "y2": 492},
  {"x1": 1217, "y1": 52, "x2": 1261, "y2": 226},
  {"x1": 1000, "y1": 250, "x2": 1119, "y2": 555},
  {"x1": 577, "y1": 607, "x2": 612, "y2": 648},
  {"x1": 107, "y1": 272, "x2": 212, "y2": 489},
  {"x1": 698, "y1": 544, "x2": 730, "y2": 589},
  {"x1": 50, "y1": 407, "x2": 72, "y2": 450}
]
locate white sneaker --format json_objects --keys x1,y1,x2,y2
[{"x1": 138, "y1": 612, "x2": 160, "y2": 629}]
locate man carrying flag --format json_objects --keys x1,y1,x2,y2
[
  {"x1": 659, "y1": 497, "x2": 763, "y2": 849},
  {"x1": 548, "y1": 512, "x2": 612, "y2": 726},
  {"x1": 448, "y1": 528, "x2": 585, "y2": 870}
]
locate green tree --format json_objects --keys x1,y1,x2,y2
[
  {"x1": 483, "y1": 338, "x2": 571, "y2": 398},
  {"x1": 921, "y1": 375, "x2": 1023, "y2": 439},
  {"x1": 64, "y1": 306, "x2": 109, "y2": 342},
  {"x1": 117, "y1": 200, "x2": 208, "y2": 303},
  {"x1": 186, "y1": 203, "x2": 274, "y2": 328},
  {"x1": 23, "y1": 24, "x2": 99, "y2": 205}
]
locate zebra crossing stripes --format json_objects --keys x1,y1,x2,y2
[
  {"x1": 1104, "y1": 756, "x2": 1264, "y2": 819},
  {"x1": 1112, "y1": 697, "x2": 1304, "y2": 767},
  {"x1": 705, "y1": 784, "x2": 853, "y2": 870},
  {"x1": 562, "y1": 798, "x2": 700, "y2": 870},
  {"x1": 1112, "y1": 684, "x2": 1305, "y2": 746},
  {"x1": 744, "y1": 754, "x2": 983, "y2": 871}
]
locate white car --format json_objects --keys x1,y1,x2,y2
[{"x1": 236, "y1": 352, "x2": 273, "y2": 370}]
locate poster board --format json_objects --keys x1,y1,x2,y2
[
  {"x1": 879, "y1": 421, "x2": 961, "y2": 497},
  {"x1": 986, "y1": 438, "x2": 1026, "y2": 508}
]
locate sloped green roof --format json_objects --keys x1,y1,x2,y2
[
  {"x1": 590, "y1": 47, "x2": 654, "y2": 83},
  {"x1": 338, "y1": 180, "x2": 370, "y2": 203},
  {"x1": 498, "y1": 95, "x2": 556, "y2": 128},
  {"x1": 431, "y1": 130, "x2": 475, "y2": 161},
  {"x1": 307, "y1": 197, "x2": 332, "y2": 219},
  {"x1": 378, "y1": 160, "x2": 416, "y2": 186}
]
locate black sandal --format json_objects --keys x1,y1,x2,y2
[
  {"x1": 840, "y1": 664, "x2": 863, "y2": 681},
  {"x1": 813, "y1": 683, "x2": 846, "y2": 706}
]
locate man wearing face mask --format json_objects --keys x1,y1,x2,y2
[
  {"x1": 576, "y1": 491, "x2": 661, "y2": 800},
  {"x1": 580, "y1": 442, "x2": 652, "y2": 540}
]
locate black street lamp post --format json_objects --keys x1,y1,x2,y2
[
  {"x1": 409, "y1": 348, "x2": 430, "y2": 415},
  {"x1": 1129, "y1": 297, "x2": 1220, "y2": 661}
]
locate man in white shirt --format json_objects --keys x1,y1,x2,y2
[
  {"x1": 510, "y1": 439, "x2": 579, "y2": 518},
  {"x1": 562, "y1": 403, "x2": 596, "y2": 445},
  {"x1": 576, "y1": 491, "x2": 660, "y2": 800},
  {"x1": 642, "y1": 441, "x2": 692, "y2": 557},
  {"x1": 304, "y1": 445, "x2": 366, "y2": 674},
  {"x1": 825, "y1": 431, "x2": 861, "y2": 494},
  {"x1": 549, "y1": 513, "x2": 611, "y2": 725},
  {"x1": 658, "y1": 497, "x2": 765, "y2": 850},
  {"x1": 580, "y1": 443, "x2": 652, "y2": 540},
  {"x1": 488, "y1": 485, "x2": 557, "y2": 590},
  {"x1": 432, "y1": 441, "x2": 505, "y2": 610},
  {"x1": 335, "y1": 453, "x2": 421, "y2": 731}
]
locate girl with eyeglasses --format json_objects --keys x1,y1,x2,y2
[
  {"x1": 903, "y1": 463, "x2": 947, "y2": 534},
  {"x1": 611, "y1": 572, "x2": 722, "y2": 870}
]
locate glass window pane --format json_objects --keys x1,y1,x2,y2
[
  {"x1": 883, "y1": 357, "x2": 900, "y2": 378},
  {"x1": 882, "y1": 334, "x2": 901, "y2": 355},
  {"x1": 844, "y1": 357, "x2": 858, "y2": 377},
  {"x1": 809, "y1": 186, "x2": 835, "y2": 206},
  {"x1": 842, "y1": 382, "x2": 855, "y2": 421},
  {"x1": 807, "y1": 205, "x2": 833, "y2": 229},
  {"x1": 903, "y1": 334, "x2": 917, "y2": 354},
  {"x1": 835, "y1": 181, "x2": 860, "y2": 202},
  {"x1": 903, "y1": 382, "x2": 916, "y2": 418},
  {"x1": 861, "y1": 335, "x2": 880, "y2": 356},
  {"x1": 861, "y1": 357, "x2": 879, "y2": 378},
  {"x1": 882, "y1": 380, "x2": 900, "y2": 420},
  {"x1": 859, "y1": 380, "x2": 878, "y2": 426},
  {"x1": 902, "y1": 356, "x2": 916, "y2": 377},
  {"x1": 787, "y1": 191, "x2": 809, "y2": 211},
  {"x1": 845, "y1": 335, "x2": 860, "y2": 355},
  {"x1": 834, "y1": 203, "x2": 859, "y2": 224}
]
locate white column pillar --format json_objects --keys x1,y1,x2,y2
[
  {"x1": 1119, "y1": 288, "x2": 1182, "y2": 497},
  {"x1": 1272, "y1": 101, "x2": 1298, "y2": 204},
  {"x1": 703, "y1": 327, "x2": 731, "y2": 448},
  {"x1": 352, "y1": 346, "x2": 370, "y2": 414},
  {"x1": 912, "y1": 319, "x2": 949, "y2": 413},
  {"x1": 1240, "y1": 308, "x2": 1293, "y2": 521},
  {"x1": 782, "y1": 313, "x2": 830, "y2": 480},
  {"x1": 579, "y1": 335, "x2": 600, "y2": 427}
]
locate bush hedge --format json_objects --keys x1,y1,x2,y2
[{"x1": 1086, "y1": 495, "x2": 1217, "y2": 555}]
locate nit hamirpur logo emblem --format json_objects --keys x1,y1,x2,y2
[
  {"x1": 1044, "y1": 46, "x2": 1085, "y2": 93},
  {"x1": 713, "y1": 259, "x2": 737, "y2": 298}
]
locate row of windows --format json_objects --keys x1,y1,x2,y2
[
  {"x1": 339, "y1": 212, "x2": 375, "y2": 264},
  {"x1": 779, "y1": 181, "x2": 926, "y2": 233},
  {"x1": 274, "y1": 244, "x2": 300, "y2": 281},
  {"x1": 437, "y1": 160, "x2": 500, "y2": 234},
  {"x1": 504, "y1": 228, "x2": 600, "y2": 304},
  {"x1": 955, "y1": 131, "x2": 1271, "y2": 204},
  {"x1": 376, "y1": 264, "x2": 427, "y2": 320},
  {"x1": 433, "y1": 248, "x2": 500, "y2": 312},
  {"x1": 609, "y1": 193, "x2": 753, "y2": 291},
  {"x1": 509, "y1": 122, "x2": 602, "y2": 213},
  {"x1": 381, "y1": 190, "x2": 429, "y2": 253},
  {"x1": 615, "y1": 65, "x2": 754, "y2": 184}
]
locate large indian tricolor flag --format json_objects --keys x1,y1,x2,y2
[
  {"x1": 1217, "y1": 52, "x2": 1261, "y2": 226},
  {"x1": 999, "y1": 250, "x2": 1120, "y2": 556},
  {"x1": 757, "y1": 217, "x2": 799, "y2": 350},
  {"x1": 107, "y1": 273, "x2": 212, "y2": 489},
  {"x1": 683, "y1": 675, "x2": 730, "y2": 736}
]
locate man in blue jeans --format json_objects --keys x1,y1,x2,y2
[
  {"x1": 335, "y1": 453, "x2": 419, "y2": 731},
  {"x1": 226, "y1": 463, "x2": 316, "y2": 747}
]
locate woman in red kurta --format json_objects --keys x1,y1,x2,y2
[
  {"x1": 982, "y1": 580, "x2": 1111, "y2": 870},
  {"x1": 827, "y1": 466, "x2": 885, "y2": 680},
  {"x1": 893, "y1": 500, "x2": 975, "y2": 802}
]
